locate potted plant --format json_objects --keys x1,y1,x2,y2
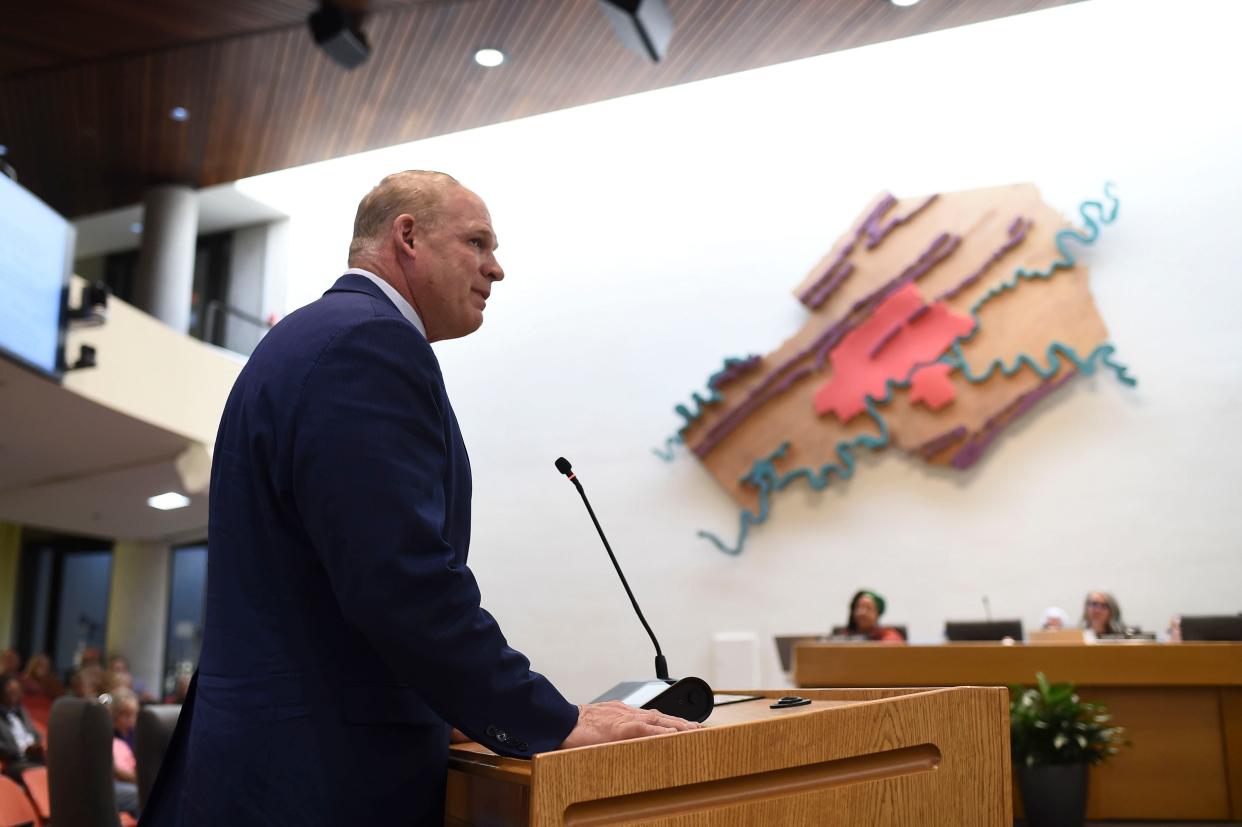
[{"x1": 1009, "y1": 672, "x2": 1127, "y2": 827}]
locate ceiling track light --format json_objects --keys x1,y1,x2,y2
[
  {"x1": 596, "y1": 0, "x2": 675, "y2": 63},
  {"x1": 309, "y1": 1, "x2": 371, "y2": 70}
]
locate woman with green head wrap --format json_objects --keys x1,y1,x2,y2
[{"x1": 844, "y1": 589, "x2": 906, "y2": 642}]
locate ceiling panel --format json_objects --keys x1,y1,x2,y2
[
  {"x1": 0, "y1": 356, "x2": 204, "y2": 540},
  {"x1": 0, "y1": 0, "x2": 1080, "y2": 217}
]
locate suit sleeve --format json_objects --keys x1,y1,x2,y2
[{"x1": 291, "y1": 318, "x2": 578, "y2": 756}]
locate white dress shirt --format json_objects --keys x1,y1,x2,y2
[{"x1": 344, "y1": 268, "x2": 427, "y2": 339}]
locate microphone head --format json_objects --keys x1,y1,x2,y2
[{"x1": 554, "y1": 457, "x2": 573, "y2": 476}]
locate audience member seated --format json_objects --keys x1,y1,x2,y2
[
  {"x1": 69, "y1": 665, "x2": 104, "y2": 700},
  {"x1": 1082, "y1": 591, "x2": 1125, "y2": 637},
  {"x1": 18, "y1": 654, "x2": 60, "y2": 733},
  {"x1": 835, "y1": 590, "x2": 906, "y2": 642},
  {"x1": 1167, "y1": 613, "x2": 1183, "y2": 642},
  {"x1": 163, "y1": 670, "x2": 192, "y2": 705},
  {"x1": 107, "y1": 654, "x2": 154, "y2": 702},
  {"x1": 106, "y1": 688, "x2": 140, "y2": 818},
  {"x1": 20, "y1": 654, "x2": 63, "y2": 701},
  {"x1": 103, "y1": 668, "x2": 133, "y2": 695},
  {"x1": 0, "y1": 651, "x2": 19, "y2": 677},
  {"x1": 0, "y1": 673, "x2": 45, "y2": 782},
  {"x1": 1041, "y1": 607, "x2": 1069, "y2": 630},
  {"x1": 78, "y1": 647, "x2": 103, "y2": 671}
]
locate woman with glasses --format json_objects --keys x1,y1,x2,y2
[{"x1": 1082, "y1": 592, "x2": 1125, "y2": 637}]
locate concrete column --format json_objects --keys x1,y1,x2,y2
[
  {"x1": 134, "y1": 185, "x2": 198, "y2": 333},
  {"x1": 106, "y1": 540, "x2": 171, "y2": 699},
  {"x1": 0, "y1": 523, "x2": 20, "y2": 650},
  {"x1": 224, "y1": 219, "x2": 288, "y2": 354}
]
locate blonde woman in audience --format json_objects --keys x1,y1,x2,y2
[
  {"x1": 107, "y1": 687, "x2": 140, "y2": 817},
  {"x1": 21, "y1": 653, "x2": 63, "y2": 699},
  {"x1": 1081, "y1": 591, "x2": 1125, "y2": 637}
]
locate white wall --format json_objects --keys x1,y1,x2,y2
[{"x1": 236, "y1": 0, "x2": 1242, "y2": 702}]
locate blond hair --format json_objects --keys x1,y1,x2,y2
[{"x1": 348, "y1": 170, "x2": 460, "y2": 261}]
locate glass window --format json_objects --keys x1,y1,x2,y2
[
  {"x1": 164, "y1": 544, "x2": 207, "y2": 697},
  {"x1": 52, "y1": 550, "x2": 112, "y2": 675}
]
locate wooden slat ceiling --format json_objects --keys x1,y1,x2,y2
[{"x1": 0, "y1": 0, "x2": 1080, "y2": 218}]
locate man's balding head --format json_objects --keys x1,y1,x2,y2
[{"x1": 349, "y1": 170, "x2": 461, "y2": 263}]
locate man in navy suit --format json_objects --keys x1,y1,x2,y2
[{"x1": 142, "y1": 171, "x2": 696, "y2": 826}]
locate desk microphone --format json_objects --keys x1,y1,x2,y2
[{"x1": 555, "y1": 456, "x2": 713, "y2": 722}]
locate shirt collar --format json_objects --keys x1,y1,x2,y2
[{"x1": 344, "y1": 268, "x2": 427, "y2": 339}]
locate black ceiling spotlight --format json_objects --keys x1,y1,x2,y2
[
  {"x1": 309, "y1": 2, "x2": 371, "y2": 70},
  {"x1": 596, "y1": 0, "x2": 675, "y2": 63}
]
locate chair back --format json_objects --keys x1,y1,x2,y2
[
  {"x1": 47, "y1": 697, "x2": 119, "y2": 827},
  {"x1": 134, "y1": 705, "x2": 181, "y2": 810},
  {"x1": 0, "y1": 774, "x2": 38, "y2": 827},
  {"x1": 19, "y1": 767, "x2": 49, "y2": 825}
]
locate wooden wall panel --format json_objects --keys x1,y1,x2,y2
[{"x1": 0, "y1": 0, "x2": 1081, "y2": 216}]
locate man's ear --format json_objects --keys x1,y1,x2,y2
[{"x1": 394, "y1": 214, "x2": 417, "y2": 252}]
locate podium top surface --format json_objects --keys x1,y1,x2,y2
[{"x1": 793, "y1": 641, "x2": 1242, "y2": 688}]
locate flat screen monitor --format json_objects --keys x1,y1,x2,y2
[
  {"x1": 1180, "y1": 615, "x2": 1242, "y2": 641},
  {"x1": 774, "y1": 635, "x2": 822, "y2": 673},
  {"x1": 945, "y1": 619, "x2": 1023, "y2": 642},
  {"x1": 0, "y1": 174, "x2": 74, "y2": 379}
]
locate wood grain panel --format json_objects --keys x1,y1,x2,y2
[
  {"x1": 1084, "y1": 688, "x2": 1229, "y2": 820},
  {"x1": 448, "y1": 686, "x2": 1011, "y2": 826},
  {"x1": 794, "y1": 643, "x2": 1242, "y2": 821},
  {"x1": 795, "y1": 642, "x2": 1242, "y2": 688},
  {"x1": 1222, "y1": 687, "x2": 1242, "y2": 819},
  {"x1": 0, "y1": 0, "x2": 1082, "y2": 217}
]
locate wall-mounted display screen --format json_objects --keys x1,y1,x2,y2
[{"x1": 0, "y1": 174, "x2": 75, "y2": 379}]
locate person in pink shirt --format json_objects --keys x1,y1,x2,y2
[{"x1": 108, "y1": 688, "x2": 140, "y2": 817}]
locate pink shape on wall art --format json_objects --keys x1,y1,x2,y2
[{"x1": 812, "y1": 282, "x2": 975, "y2": 422}]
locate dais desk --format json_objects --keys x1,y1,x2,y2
[
  {"x1": 794, "y1": 641, "x2": 1242, "y2": 821},
  {"x1": 447, "y1": 686, "x2": 1010, "y2": 826}
]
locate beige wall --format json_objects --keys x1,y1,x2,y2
[
  {"x1": 0, "y1": 523, "x2": 19, "y2": 650},
  {"x1": 63, "y1": 276, "x2": 244, "y2": 447},
  {"x1": 106, "y1": 540, "x2": 171, "y2": 697}
]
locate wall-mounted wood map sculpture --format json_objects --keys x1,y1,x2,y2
[{"x1": 658, "y1": 184, "x2": 1134, "y2": 554}]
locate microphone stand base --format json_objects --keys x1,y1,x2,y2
[{"x1": 592, "y1": 677, "x2": 714, "y2": 723}]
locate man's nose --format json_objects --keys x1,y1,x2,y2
[{"x1": 485, "y1": 254, "x2": 504, "y2": 282}]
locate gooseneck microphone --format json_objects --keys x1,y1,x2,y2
[
  {"x1": 554, "y1": 456, "x2": 713, "y2": 723},
  {"x1": 555, "y1": 456, "x2": 669, "y2": 680}
]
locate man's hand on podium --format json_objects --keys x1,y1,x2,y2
[{"x1": 560, "y1": 700, "x2": 700, "y2": 749}]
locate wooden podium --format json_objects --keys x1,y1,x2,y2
[
  {"x1": 793, "y1": 642, "x2": 1242, "y2": 821},
  {"x1": 446, "y1": 687, "x2": 1010, "y2": 826}
]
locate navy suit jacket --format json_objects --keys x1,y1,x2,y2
[{"x1": 142, "y1": 275, "x2": 577, "y2": 826}]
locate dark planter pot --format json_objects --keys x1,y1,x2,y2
[{"x1": 1017, "y1": 763, "x2": 1088, "y2": 827}]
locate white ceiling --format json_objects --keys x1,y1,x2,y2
[{"x1": 0, "y1": 357, "x2": 208, "y2": 541}]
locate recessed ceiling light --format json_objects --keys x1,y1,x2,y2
[
  {"x1": 473, "y1": 48, "x2": 505, "y2": 68},
  {"x1": 0, "y1": 145, "x2": 7, "y2": 156},
  {"x1": 890, "y1": 0, "x2": 921, "y2": 6},
  {"x1": 148, "y1": 491, "x2": 190, "y2": 510},
  {"x1": 169, "y1": 106, "x2": 190, "y2": 122},
  {"x1": 130, "y1": 222, "x2": 143, "y2": 234}
]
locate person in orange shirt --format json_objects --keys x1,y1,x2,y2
[{"x1": 842, "y1": 590, "x2": 906, "y2": 642}]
